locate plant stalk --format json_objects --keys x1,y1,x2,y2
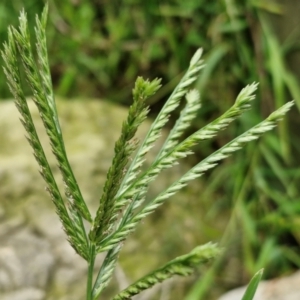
[{"x1": 86, "y1": 244, "x2": 96, "y2": 300}]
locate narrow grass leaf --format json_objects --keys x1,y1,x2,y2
[{"x1": 241, "y1": 269, "x2": 264, "y2": 300}]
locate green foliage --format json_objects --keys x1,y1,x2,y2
[{"x1": 1, "y1": 4, "x2": 296, "y2": 300}]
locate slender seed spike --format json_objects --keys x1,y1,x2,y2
[
  {"x1": 1, "y1": 25, "x2": 89, "y2": 260},
  {"x1": 190, "y1": 48, "x2": 203, "y2": 66},
  {"x1": 112, "y1": 83, "x2": 258, "y2": 223},
  {"x1": 97, "y1": 101, "x2": 294, "y2": 253},
  {"x1": 116, "y1": 49, "x2": 205, "y2": 198},
  {"x1": 112, "y1": 243, "x2": 220, "y2": 300},
  {"x1": 1, "y1": 8, "x2": 88, "y2": 259},
  {"x1": 90, "y1": 77, "x2": 161, "y2": 243},
  {"x1": 12, "y1": 6, "x2": 92, "y2": 223}
]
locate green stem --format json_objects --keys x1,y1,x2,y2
[{"x1": 87, "y1": 244, "x2": 96, "y2": 300}]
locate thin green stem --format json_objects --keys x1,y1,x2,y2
[
  {"x1": 92, "y1": 245, "x2": 121, "y2": 299},
  {"x1": 87, "y1": 244, "x2": 96, "y2": 300}
]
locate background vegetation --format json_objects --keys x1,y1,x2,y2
[{"x1": 1, "y1": 0, "x2": 300, "y2": 299}]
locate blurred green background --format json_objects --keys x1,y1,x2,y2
[{"x1": 1, "y1": 0, "x2": 300, "y2": 299}]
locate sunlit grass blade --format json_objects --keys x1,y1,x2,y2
[
  {"x1": 241, "y1": 269, "x2": 263, "y2": 300},
  {"x1": 195, "y1": 44, "x2": 229, "y2": 92},
  {"x1": 259, "y1": 12, "x2": 291, "y2": 161}
]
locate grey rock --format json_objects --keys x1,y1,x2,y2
[
  {"x1": 219, "y1": 271, "x2": 300, "y2": 300},
  {"x1": 6, "y1": 228, "x2": 55, "y2": 288},
  {"x1": 0, "y1": 226, "x2": 54, "y2": 292},
  {"x1": 0, "y1": 247, "x2": 23, "y2": 291},
  {"x1": 1, "y1": 288, "x2": 45, "y2": 300}
]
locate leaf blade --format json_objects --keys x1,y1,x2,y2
[{"x1": 241, "y1": 269, "x2": 264, "y2": 300}]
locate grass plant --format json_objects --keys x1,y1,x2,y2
[{"x1": 1, "y1": 5, "x2": 295, "y2": 300}]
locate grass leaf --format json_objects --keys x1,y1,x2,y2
[{"x1": 241, "y1": 269, "x2": 264, "y2": 300}]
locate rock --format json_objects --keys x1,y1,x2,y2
[
  {"x1": 5, "y1": 228, "x2": 55, "y2": 288},
  {"x1": 0, "y1": 247, "x2": 23, "y2": 291},
  {"x1": 1, "y1": 288, "x2": 45, "y2": 300},
  {"x1": 218, "y1": 271, "x2": 300, "y2": 300}
]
